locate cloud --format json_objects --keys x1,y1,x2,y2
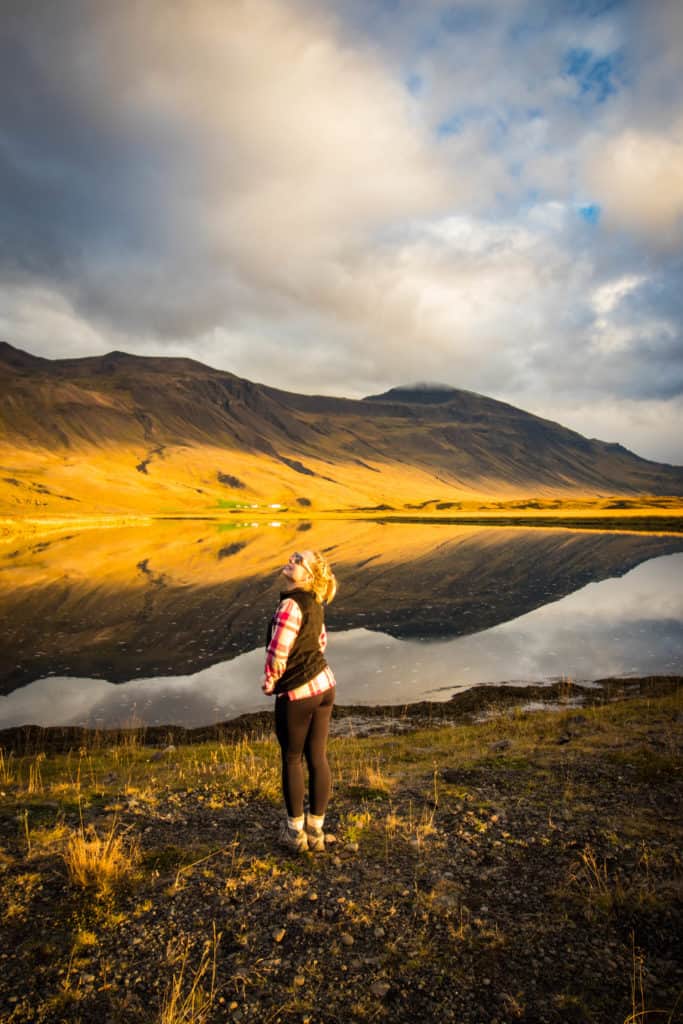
[
  {"x1": 0, "y1": 0, "x2": 681, "y2": 462},
  {"x1": 0, "y1": 0, "x2": 457, "y2": 337},
  {"x1": 0, "y1": 284, "x2": 113, "y2": 360},
  {"x1": 585, "y1": 127, "x2": 683, "y2": 243},
  {"x1": 577, "y1": 0, "x2": 683, "y2": 245}
]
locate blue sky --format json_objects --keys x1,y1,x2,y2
[{"x1": 1, "y1": 0, "x2": 682, "y2": 461}]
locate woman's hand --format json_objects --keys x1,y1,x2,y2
[{"x1": 262, "y1": 656, "x2": 286, "y2": 694}]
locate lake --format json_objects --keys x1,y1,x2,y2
[{"x1": 1, "y1": 519, "x2": 682, "y2": 728}]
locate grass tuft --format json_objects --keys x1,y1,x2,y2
[{"x1": 62, "y1": 819, "x2": 139, "y2": 893}]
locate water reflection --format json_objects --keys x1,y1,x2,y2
[{"x1": 1, "y1": 521, "x2": 682, "y2": 727}]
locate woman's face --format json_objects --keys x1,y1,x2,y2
[{"x1": 281, "y1": 550, "x2": 315, "y2": 588}]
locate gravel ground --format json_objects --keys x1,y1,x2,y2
[{"x1": 0, "y1": 679, "x2": 681, "y2": 1024}]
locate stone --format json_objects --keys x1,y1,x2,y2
[
  {"x1": 272, "y1": 928, "x2": 286, "y2": 943},
  {"x1": 340, "y1": 933, "x2": 354, "y2": 947},
  {"x1": 150, "y1": 745, "x2": 176, "y2": 762},
  {"x1": 371, "y1": 982, "x2": 391, "y2": 998}
]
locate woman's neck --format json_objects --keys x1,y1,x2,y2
[{"x1": 282, "y1": 580, "x2": 309, "y2": 593}]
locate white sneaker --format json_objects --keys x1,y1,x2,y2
[
  {"x1": 305, "y1": 825, "x2": 325, "y2": 852},
  {"x1": 279, "y1": 823, "x2": 308, "y2": 853}
]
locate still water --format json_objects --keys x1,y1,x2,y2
[{"x1": 1, "y1": 520, "x2": 682, "y2": 728}]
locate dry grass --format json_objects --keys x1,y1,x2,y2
[
  {"x1": 0, "y1": 748, "x2": 16, "y2": 786},
  {"x1": 62, "y1": 818, "x2": 139, "y2": 893},
  {"x1": 159, "y1": 926, "x2": 221, "y2": 1024}
]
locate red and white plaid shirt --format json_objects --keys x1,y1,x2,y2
[{"x1": 264, "y1": 597, "x2": 336, "y2": 701}]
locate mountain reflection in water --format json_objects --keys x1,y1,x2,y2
[{"x1": 1, "y1": 521, "x2": 682, "y2": 728}]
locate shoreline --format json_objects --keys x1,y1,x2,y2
[
  {"x1": 1, "y1": 675, "x2": 679, "y2": 754},
  {"x1": 2, "y1": 502, "x2": 683, "y2": 543}
]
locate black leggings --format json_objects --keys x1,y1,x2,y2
[{"x1": 274, "y1": 687, "x2": 335, "y2": 818}]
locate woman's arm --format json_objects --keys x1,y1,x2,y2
[{"x1": 262, "y1": 598, "x2": 302, "y2": 694}]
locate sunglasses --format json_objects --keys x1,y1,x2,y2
[{"x1": 291, "y1": 552, "x2": 314, "y2": 576}]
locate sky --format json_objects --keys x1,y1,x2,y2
[{"x1": 1, "y1": 0, "x2": 682, "y2": 463}]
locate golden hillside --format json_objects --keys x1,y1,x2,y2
[{"x1": 2, "y1": 342, "x2": 682, "y2": 517}]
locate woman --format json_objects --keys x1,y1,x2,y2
[{"x1": 262, "y1": 549, "x2": 338, "y2": 852}]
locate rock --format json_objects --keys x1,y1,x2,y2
[
  {"x1": 150, "y1": 745, "x2": 176, "y2": 761},
  {"x1": 371, "y1": 982, "x2": 391, "y2": 998},
  {"x1": 272, "y1": 928, "x2": 286, "y2": 943},
  {"x1": 345, "y1": 842, "x2": 359, "y2": 854},
  {"x1": 374, "y1": 927, "x2": 385, "y2": 939},
  {"x1": 340, "y1": 933, "x2": 354, "y2": 947},
  {"x1": 490, "y1": 739, "x2": 511, "y2": 752},
  {"x1": 294, "y1": 975, "x2": 305, "y2": 987}
]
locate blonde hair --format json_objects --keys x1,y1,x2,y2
[{"x1": 307, "y1": 550, "x2": 337, "y2": 605}]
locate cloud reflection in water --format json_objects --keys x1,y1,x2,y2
[{"x1": 2, "y1": 553, "x2": 681, "y2": 729}]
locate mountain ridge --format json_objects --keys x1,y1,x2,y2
[{"x1": 1, "y1": 340, "x2": 681, "y2": 515}]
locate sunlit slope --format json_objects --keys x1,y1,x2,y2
[{"x1": 2, "y1": 341, "x2": 682, "y2": 515}]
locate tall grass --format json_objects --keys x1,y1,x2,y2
[
  {"x1": 28, "y1": 752, "x2": 46, "y2": 794},
  {"x1": 159, "y1": 926, "x2": 221, "y2": 1024},
  {"x1": 0, "y1": 748, "x2": 16, "y2": 786}
]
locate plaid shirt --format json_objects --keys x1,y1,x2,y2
[{"x1": 264, "y1": 597, "x2": 336, "y2": 701}]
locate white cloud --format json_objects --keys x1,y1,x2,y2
[
  {"x1": 591, "y1": 275, "x2": 645, "y2": 317},
  {"x1": 585, "y1": 127, "x2": 683, "y2": 244},
  {"x1": 0, "y1": 284, "x2": 112, "y2": 359}
]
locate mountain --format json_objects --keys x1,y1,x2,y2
[{"x1": 1, "y1": 340, "x2": 681, "y2": 515}]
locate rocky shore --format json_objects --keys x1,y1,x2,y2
[{"x1": 0, "y1": 677, "x2": 681, "y2": 1023}]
